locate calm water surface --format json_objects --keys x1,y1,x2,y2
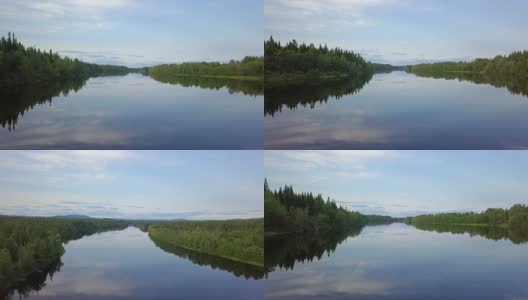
[
  {"x1": 265, "y1": 71, "x2": 528, "y2": 149},
  {"x1": 10, "y1": 227, "x2": 262, "y2": 300},
  {"x1": 265, "y1": 223, "x2": 528, "y2": 300},
  {"x1": 0, "y1": 74, "x2": 263, "y2": 149}
]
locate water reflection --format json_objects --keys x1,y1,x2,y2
[
  {"x1": 2, "y1": 260, "x2": 63, "y2": 300},
  {"x1": 266, "y1": 223, "x2": 528, "y2": 300},
  {"x1": 0, "y1": 74, "x2": 263, "y2": 149},
  {"x1": 413, "y1": 223, "x2": 528, "y2": 244},
  {"x1": 265, "y1": 226, "x2": 364, "y2": 272},
  {"x1": 149, "y1": 75, "x2": 263, "y2": 97},
  {"x1": 264, "y1": 75, "x2": 372, "y2": 116},
  {"x1": 0, "y1": 80, "x2": 86, "y2": 131},
  {"x1": 265, "y1": 71, "x2": 528, "y2": 149},
  {"x1": 410, "y1": 70, "x2": 528, "y2": 98},
  {"x1": 6, "y1": 227, "x2": 262, "y2": 300},
  {"x1": 151, "y1": 237, "x2": 265, "y2": 280}
]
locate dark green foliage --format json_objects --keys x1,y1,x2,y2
[
  {"x1": 264, "y1": 36, "x2": 372, "y2": 80},
  {"x1": 0, "y1": 32, "x2": 141, "y2": 87},
  {"x1": 147, "y1": 56, "x2": 264, "y2": 80},
  {"x1": 410, "y1": 51, "x2": 528, "y2": 97},
  {"x1": 369, "y1": 63, "x2": 407, "y2": 73},
  {"x1": 412, "y1": 222, "x2": 528, "y2": 245},
  {"x1": 265, "y1": 75, "x2": 371, "y2": 116},
  {"x1": 149, "y1": 73, "x2": 263, "y2": 97},
  {"x1": 147, "y1": 219, "x2": 264, "y2": 268},
  {"x1": 409, "y1": 204, "x2": 528, "y2": 244},
  {"x1": 0, "y1": 216, "x2": 127, "y2": 295},
  {"x1": 151, "y1": 237, "x2": 265, "y2": 279},
  {"x1": 265, "y1": 180, "x2": 368, "y2": 235}
]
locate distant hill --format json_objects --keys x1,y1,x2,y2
[{"x1": 54, "y1": 214, "x2": 92, "y2": 219}]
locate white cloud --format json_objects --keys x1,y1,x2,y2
[{"x1": 265, "y1": 0, "x2": 398, "y2": 34}]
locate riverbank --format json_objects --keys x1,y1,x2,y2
[{"x1": 146, "y1": 219, "x2": 264, "y2": 268}]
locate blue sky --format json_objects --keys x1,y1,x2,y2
[
  {"x1": 0, "y1": 151, "x2": 263, "y2": 220},
  {"x1": 265, "y1": 0, "x2": 528, "y2": 65},
  {"x1": 265, "y1": 151, "x2": 528, "y2": 217},
  {"x1": 0, "y1": 0, "x2": 262, "y2": 67}
]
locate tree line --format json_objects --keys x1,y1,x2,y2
[
  {"x1": 0, "y1": 32, "x2": 141, "y2": 87},
  {"x1": 410, "y1": 51, "x2": 528, "y2": 83},
  {"x1": 149, "y1": 71, "x2": 263, "y2": 96},
  {"x1": 264, "y1": 179, "x2": 393, "y2": 235},
  {"x1": 147, "y1": 219, "x2": 264, "y2": 268},
  {"x1": 264, "y1": 36, "x2": 373, "y2": 81},
  {"x1": 0, "y1": 216, "x2": 127, "y2": 296},
  {"x1": 408, "y1": 204, "x2": 528, "y2": 231},
  {"x1": 147, "y1": 56, "x2": 264, "y2": 81}
]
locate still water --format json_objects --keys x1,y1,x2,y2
[
  {"x1": 265, "y1": 223, "x2": 528, "y2": 300},
  {"x1": 0, "y1": 74, "x2": 263, "y2": 149},
  {"x1": 265, "y1": 71, "x2": 528, "y2": 149},
  {"x1": 9, "y1": 227, "x2": 262, "y2": 300}
]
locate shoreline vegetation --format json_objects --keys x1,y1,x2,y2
[
  {"x1": 406, "y1": 204, "x2": 528, "y2": 232},
  {"x1": 0, "y1": 215, "x2": 264, "y2": 296},
  {"x1": 264, "y1": 37, "x2": 373, "y2": 83},
  {"x1": 264, "y1": 179, "x2": 394, "y2": 236},
  {"x1": 146, "y1": 219, "x2": 263, "y2": 268},
  {"x1": 0, "y1": 216, "x2": 128, "y2": 296},
  {"x1": 265, "y1": 180, "x2": 528, "y2": 243},
  {"x1": 0, "y1": 33, "x2": 142, "y2": 87},
  {"x1": 147, "y1": 56, "x2": 264, "y2": 82},
  {"x1": 1, "y1": 32, "x2": 263, "y2": 90}
]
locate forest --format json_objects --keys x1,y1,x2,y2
[
  {"x1": 0, "y1": 33, "x2": 141, "y2": 87},
  {"x1": 410, "y1": 51, "x2": 528, "y2": 77},
  {"x1": 264, "y1": 37, "x2": 373, "y2": 81},
  {"x1": 0, "y1": 216, "x2": 127, "y2": 295},
  {"x1": 408, "y1": 204, "x2": 528, "y2": 232},
  {"x1": 410, "y1": 51, "x2": 528, "y2": 97},
  {"x1": 264, "y1": 179, "x2": 393, "y2": 235},
  {"x1": 147, "y1": 219, "x2": 264, "y2": 268},
  {"x1": 147, "y1": 56, "x2": 264, "y2": 81}
]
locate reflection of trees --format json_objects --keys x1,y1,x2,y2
[
  {"x1": 410, "y1": 70, "x2": 528, "y2": 98},
  {"x1": 413, "y1": 223, "x2": 528, "y2": 245},
  {"x1": 265, "y1": 226, "x2": 364, "y2": 273},
  {"x1": 0, "y1": 79, "x2": 87, "y2": 131},
  {"x1": 149, "y1": 74, "x2": 263, "y2": 97},
  {"x1": 151, "y1": 238, "x2": 265, "y2": 280},
  {"x1": 264, "y1": 74, "x2": 372, "y2": 116},
  {"x1": 1, "y1": 258, "x2": 63, "y2": 300}
]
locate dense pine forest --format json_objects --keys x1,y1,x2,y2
[
  {"x1": 264, "y1": 179, "x2": 393, "y2": 235},
  {"x1": 264, "y1": 37, "x2": 372, "y2": 81},
  {"x1": 147, "y1": 219, "x2": 264, "y2": 267},
  {"x1": 147, "y1": 56, "x2": 264, "y2": 81},
  {"x1": 0, "y1": 33, "x2": 141, "y2": 87},
  {"x1": 0, "y1": 216, "x2": 127, "y2": 295}
]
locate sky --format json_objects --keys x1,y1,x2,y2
[
  {"x1": 265, "y1": 151, "x2": 528, "y2": 218},
  {"x1": 265, "y1": 0, "x2": 528, "y2": 65},
  {"x1": 0, "y1": 151, "x2": 263, "y2": 220},
  {"x1": 0, "y1": 0, "x2": 263, "y2": 67}
]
